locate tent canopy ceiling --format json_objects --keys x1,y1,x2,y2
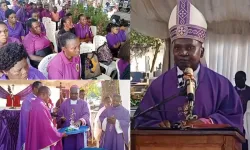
[{"x1": 131, "y1": 0, "x2": 250, "y2": 38}]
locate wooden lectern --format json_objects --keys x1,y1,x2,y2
[{"x1": 131, "y1": 128, "x2": 245, "y2": 150}]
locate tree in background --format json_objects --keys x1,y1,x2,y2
[
  {"x1": 130, "y1": 29, "x2": 163, "y2": 72},
  {"x1": 81, "y1": 81, "x2": 102, "y2": 99},
  {"x1": 70, "y1": 4, "x2": 109, "y2": 35},
  {"x1": 101, "y1": 80, "x2": 119, "y2": 101}
]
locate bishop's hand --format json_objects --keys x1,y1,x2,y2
[
  {"x1": 107, "y1": 115, "x2": 116, "y2": 124},
  {"x1": 74, "y1": 120, "x2": 82, "y2": 127},
  {"x1": 158, "y1": 120, "x2": 171, "y2": 128}
]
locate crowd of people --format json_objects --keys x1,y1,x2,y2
[
  {"x1": 17, "y1": 82, "x2": 130, "y2": 150},
  {"x1": 0, "y1": 1, "x2": 130, "y2": 80}
]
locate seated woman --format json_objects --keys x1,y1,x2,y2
[
  {"x1": 117, "y1": 19, "x2": 128, "y2": 43},
  {"x1": 25, "y1": 11, "x2": 46, "y2": 34},
  {"x1": 117, "y1": 40, "x2": 130, "y2": 79},
  {"x1": 47, "y1": 32, "x2": 81, "y2": 80},
  {"x1": 74, "y1": 14, "x2": 93, "y2": 43},
  {"x1": 23, "y1": 18, "x2": 53, "y2": 68},
  {"x1": 0, "y1": 43, "x2": 46, "y2": 80},
  {"x1": 4, "y1": 9, "x2": 25, "y2": 42},
  {"x1": 0, "y1": 21, "x2": 20, "y2": 47},
  {"x1": 106, "y1": 23, "x2": 121, "y2": 57},
  {"x1": 57, "y1": 16, "x2": 75, "y2": 52}
]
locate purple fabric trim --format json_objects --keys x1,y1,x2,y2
[
  {"x1": 177, "y1": 0, "x2": 190, "y2": 25},
  {"x1": 169, "y1": 24, "x2": 207, "y2": 43}
]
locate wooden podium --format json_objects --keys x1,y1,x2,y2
[{"x1": 131, "y1": 129, "x2": 245, "y2": 150}]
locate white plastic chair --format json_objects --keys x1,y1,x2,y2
[
  {"x1": 80, "y1": 42, "x2": 95, "y2": 54},
  {"x1": 93, "y1": 35, "x2": 107, "y2": 50},
  {"x1": 90, "y1": 26, "x2": 97, "y2": 36},
  {"x1": 38, "y1": 53, "x2": 57, "y2": 78},
  {"x1": 116, "y1": 58, "x2": 120, "y2": 79}
]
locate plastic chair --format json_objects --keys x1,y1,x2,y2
[
  {"x1": 80, "y1": 42, "x2": 95, "y2": 54},
  {"x1": 38, "y1": 53, "x2": 57, "y2": 78},
  {"x1": 90, "y1": 26, "x2": 97, "y2": 36},
  {"x1": 116, "y1": 58, "x2": 120, "y2": 79},
  {"x1": 93, "y1": 35, "x2": 107, "y2": 50}
]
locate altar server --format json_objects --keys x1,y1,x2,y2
[
  {"x1": 99, "y1": 94, "x2": 130, "y2": 150},
  {"x1": 133, "y1": 0, "x2": 243, "y2": 131},
  {"x1": 57, "y1": 85, "x2": 90, "y2": 150}
]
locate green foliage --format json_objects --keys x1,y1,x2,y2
[
  {"x1": 85, "y1": 81, "x2": 101, "y2": 99},
  {"x1": 130, "y1": 29, "x2": 164, "y2": 72},
  {"x1": 130, "y1": 29, "x2": 163, "y2": 57},
  {"x1": 69, "y1": 4, "x2": 110, "y2": 35}
]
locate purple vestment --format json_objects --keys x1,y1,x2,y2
[
  {"x1": 235, "y1": 85, "x2": 250, "y2": 113},
  {"x1": 117, "y1": 59, "x2": 129, "y2": 78},
  {"x1": 25, "y1": 97, "x2": 63, "y2": 150},
  {"x1": 106, "y1": 32, "x2": 120, "y2": 49},
  {"x1": 47, "y1": 51, "x2": 81, "y2": 79},
  {"x1": 134, "y1": 64, "x2": 243, "y2": 131},
  {"x1": 57, "y1": 99, "x2": 90, "y2": 150},
  {"x1": 0, "y1": 66, "x2": 46, "y2": 80},
  {"x1": 16, "y1": 93, "x2": 36, "y2": 150},
  {"x1": 74, "y1": 23, "x2": 93, "y2": 39},
  {"x1": 117, "y1": 30, "x2": 126, "y2": 42},
  {"x1": 99, "y1": 105, "x2": 130, "y2": 150},
  {"x1": 4, "y1": 21, "x2": 25, "y2": 41}
]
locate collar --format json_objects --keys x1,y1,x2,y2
[
  {"x1": 177, "y1": 64, "x2": 200, "y2": 88},
  {"x1": 60, "y1": 51, "x2": 78, "y2": 65},
  {"x1": 236, "y1": 86, "x2": 246, "y2": 91},
  {"x1": 70, "y1": 100, "x2": 78, "y2": 105}
]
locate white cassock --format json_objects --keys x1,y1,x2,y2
[{"x1": 94, "y1": 106, "x2": 106, "y2": 146}]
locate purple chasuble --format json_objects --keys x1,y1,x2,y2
[
  {"x1": 235, "y1": 85, "x2": 250, "y2": 113},
  {"x1": 25, "y1": 97, "x2": 63, "y2": 150},
  {"x1": 0, "y1": 66, "x2": 46, "y2": 80},
  {"x1": 134, "y1": 64, "x2": 243, "y2": 131},
  {"x1": 99, "y1": 105, "x2": 130, "y2": 150},
  {"x1": 57, "y1": 99, "x2": 90, "y2": 150},
  {"x1": 47, "y1": 51, "x2": 81, "y2": 80},
  {"x1": 74, "y1": 23, "x2": 93, "y2": 39},
  {"x1": 16, "y1": 93, "x2": 36, "y2": 150},
  {"x1": 4, "y1": 21, "x2": 25, "y2": 41},
  {"x1": 117, "y1": 29, "x2": 126, "y2": 42},
  {"x1": 106, "y1": 32, "x2": 120, "y2": 49},
  {"x1": 117, "y1": 59, "x2": 129, "y2": 78}
]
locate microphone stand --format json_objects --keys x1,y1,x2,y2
[{"x1": 131, "y1": 87, "x2": 187, "y2": 130}]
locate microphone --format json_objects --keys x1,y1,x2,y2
[{"x1": 183, "y1": 68, "x2": 196, "y2": 108}]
